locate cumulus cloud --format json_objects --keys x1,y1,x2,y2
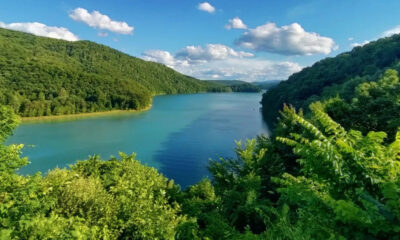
[
  {"x1": 382, "y1": 25, "x2": 400, "y2": 37},
  {"x1": 175, "y1": 44, "x2": 253, "y2": 64},
  {"x1": 235, "y1": 22, "x2": 336, "y2": 55},
  {"x1": 142, "y1": 50, "x2": 178, "y2": 68},
  {"x1": 179, "y1": 58, "x2": 302, "y2": 81},
  {"x1": 197, "y1": 2, "x2": 215, "y2": 13},
  {"x1": 0, "y1": 21, "x2": 78, "y2": 41},
  {"x1": 225, "y1": 17, "x2": 247, "y2": 30},
  {"x1": 143, "y1": 44, "x2": 252, "y2": 67},
  {"x1": 69, "y1": 8, "x2": 134, "y2": 34},
  {"x1": 142, "y1": 44, "x2": 301, "y2": 81}
]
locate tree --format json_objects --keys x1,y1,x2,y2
[{"x1": 274, "y1": 104, "x2": 400, "y2": 239}]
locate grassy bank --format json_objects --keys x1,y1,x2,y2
[{"x1": 21, "y1": 105, "x2": 152, "y2": 123}]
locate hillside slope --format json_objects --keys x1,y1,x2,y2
[
  {"x1": 0, "y1": 28, "x2": 213, "y2": 117},
  {"x1": 205, "y1": 80, "x2": 261, "y2": 92},
  {"x1": 261, "y1": 34, "x2": 400, "y2": 125}
]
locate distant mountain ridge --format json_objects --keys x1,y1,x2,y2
[{"x1": 0, "y1": 28, "x2": 219, "y2": 117}]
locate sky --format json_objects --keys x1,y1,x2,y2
[{"x1": 1, "y1": 0, "x2": 400, "y2": 82}]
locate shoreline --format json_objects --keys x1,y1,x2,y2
[
  {"x1": 19, "y1": 91, "x2": 260, "y2": 123},
  {"x1": 21, "y1": 105, "x2": 152, "y2": 123}
]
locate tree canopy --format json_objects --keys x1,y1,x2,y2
[
  {"x1": 1, "y1": 29, "x2": 400, "y2": 239},
  {"x1": 0, "y1": 27, "x2": 224, "y2": 117},
  {"x1": 261, "y1": 34, "x2": 400, "y2": 125}
]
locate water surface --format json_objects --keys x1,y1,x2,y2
[{"x1": 7, "y1": 93, "x2": 269, "y2": 187}]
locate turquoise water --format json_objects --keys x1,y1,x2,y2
[{"x1": 7, "y1": 93, "x2": 269, "y2": 188}]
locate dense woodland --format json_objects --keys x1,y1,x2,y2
[
  {"x1": 1, "y1": 32, "x2": 400, "y2": 239},
  {"x1": 261, "y1": 34, "x2": 400, "y2": 125},
  {"x1": 0, "y1": 28, "x2": 228, "y2": 117},
  {"x1": 205, "y1": 80, "x2": 262, "y2": 93}
]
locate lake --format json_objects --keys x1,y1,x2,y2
[{"x1": 7, "y1": 93, "x2": 269, "y2": 188}]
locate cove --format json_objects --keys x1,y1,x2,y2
[{"x1": 7, "y1": 93, "x2": 269, "y2": 188}]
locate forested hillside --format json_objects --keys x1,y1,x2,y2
[
  {"x1": 2, "y1": 28, "x2": 400, "y2": 239},
  {"x1": 2, "y1": 70, "x2": 400, "y2": 239},
  {"x1": 205, "y1": 80, "x2": 261, "y2": 92},
  {"x1": 0, "y1": 28, "x2": 216, "y2": 117},
  {"x1": 261, "y1": 34, "x2": 400, "y2": 125}
]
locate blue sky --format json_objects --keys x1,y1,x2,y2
[{"x1": 1, "y1": 0, "x2": 400, "y2": 81}]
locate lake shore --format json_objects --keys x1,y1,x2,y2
[
  {"x1": 21, "y1": 105, "x2": 152, "y2": 123},
  {"x1": 19, "y1": 92, "x2": 254, "y2": 123}
]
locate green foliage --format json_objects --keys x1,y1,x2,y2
[
  {"x1": 323, "y1": 69, "x2": 400, "y2": 141},
  {"x1": 177, "y1": 140, "x2": 272, "y2": 239},
  {"x1": 262, "y1": 34, "x2": 400, "y2": 125},
  {"x1": 180, "y1": 103, "x2": 400, "y2": 239},
  {"x1": 2, "y1": 91, "x2": 400, "y2": 239},
  {"x1": 205, "y1": 80, "x2": 262, "y2": 93},
  {"x1": 177, "y1": 179, "x2": 238, "y2": 240},
  {"x1": 273, "y1": 105, "x2": 400, "y2": 239},
  {"x1": 2, "y1": 29, "x2": 400, "y2": 239},
  {"x1": 229, "y1": 83, "x2": 261, "y2": 93},
  {"x1": 0, "y1": 27, "x2": 222, "y2": 117},
  {"x1": 0, "y1": 106, "x2": 26, "y2": 174},
  {"x1": 0, "y1": 106, "x2": 19, "y2": 141},
  {"x1": 0, "y1": 119, "x2": 187, "y2": 240}
]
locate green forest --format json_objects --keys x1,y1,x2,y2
[
  {"x1": 261, "y1": 34, "x2": 400, "y2": 125},
  {"x1": 2, "y1": 31, "x2": 400, "y2": 239},
  {"x1": 0, "y1": 28, "x2": 231, "y2": 117},
  {"x1": 205, "y1": 80, "x2": 262, "y2": 93}
]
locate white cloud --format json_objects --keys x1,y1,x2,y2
[
  {"x1": 175, "y1": 44, "x2": 253, "y2": 64},
  {"x1": 69, "y1": 8, "x2": 134, "y2": 34},
  {"x1": 382, "y1": 25, "x2": 400, "y2": 37},
  {"x1": 197, "y1": 2, "x2": 215, "y2": 13},
  {"x1": 178, "y1": 58, "x2": 302, "y2": 81},
  {"x1": 348, "y1": 37, "x2": 354, "y2": 41},
  {"x1": 142, "y1": 50, "x2": 178, "y2": 68},
  {"x1": 0, "y1": 21, "x2": 78, "y2": 41},
  {"x1": 235, "y1": 22, "x2": 336, "y2": 55},
  {"x1": 349, "y1": 25, "x2": 400, "y2": 49},
  {"x1": 142, "y1": 45, "x2": 301, "y2": 81},
  {"x1": 225, "y1": 17, "x2": 247, "y2": 30},
  {"x1": 350, "y1": 40, "x2": 370, "y2": 48},
  {"x1": 143, "y1": 44, "x2": 252, "y2": 68},
  {"x1": 97, "y1": 32, "x2": 108, "y2": 37}
]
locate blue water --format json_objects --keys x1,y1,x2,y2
[{"x1": 7, "y1": 93, "x2": 269, "y2": 188}]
